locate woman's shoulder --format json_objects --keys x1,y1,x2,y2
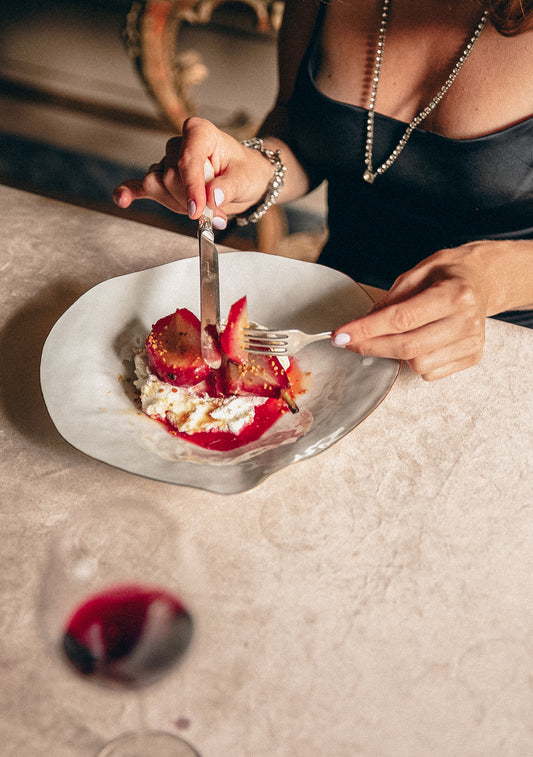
[{"x1": 276, "y1": 0, "x2": 323, "y2": 103}]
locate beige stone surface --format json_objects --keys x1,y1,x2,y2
[{"x1": 0, "y1": 186, "x2": 532, "y2": 757}]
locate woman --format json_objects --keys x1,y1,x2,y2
[{"x1": 114, "y1": 0, "x2": 533, "y2": 381}]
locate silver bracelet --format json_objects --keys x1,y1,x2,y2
[{"x1": 236, "y1": 137, "x2": 286, "y2": 226}]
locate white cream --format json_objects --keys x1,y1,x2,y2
[{"x1": 133, "y1": 351, "x2": 267, "y2": 435}]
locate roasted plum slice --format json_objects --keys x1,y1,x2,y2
[
  {"x1": 218, "y1": 352, "x2": 289, "y2": 398},
  {"x1": 145, "y1": 308, "x2": 211, "y2": 386},
  {"x1": 220, "y1": 295, "x2": 248, "y2": 364},
  {"x1": 219, "y1": 296, "x2": 299, "y2": 410}
]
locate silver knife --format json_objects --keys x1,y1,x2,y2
[{"x1": 198, "y1": 160, "x2": 221, "y2": 369}]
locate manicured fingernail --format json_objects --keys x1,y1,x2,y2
[
  {"x1": 188, "y1": 199, "x2": 196, "y2": 217},
  {"x1": 213, "y1": 216, "x2": 227, "y2": 230},
  {"x1": 333, "y1": 333, "x2": 351, "y2": 347},
  {"x1": 213, "y1": 188, "x2": 225, "y2": 207}
]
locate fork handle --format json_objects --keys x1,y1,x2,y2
[{"x1": 309, "y1": 331, "x2": 333, "y2": 342}]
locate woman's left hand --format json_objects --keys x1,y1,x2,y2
[{"x1": 332, "y1": 242, "x2": 508, "y2": 381}]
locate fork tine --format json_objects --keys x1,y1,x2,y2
[
  {"x1": 243, "y1": 327, "x2": 288, "y2": 352},
  {"x1": 244, "y1": 346, "x2": 288, "y2": 356},
  {"x1": 244, "y1": 328, "x2": 288, "y2": 339},
  {"x1": 244, "y1": 336, "x2": 286, "y2": 347},
  {"x1": 242, "y1": 331, "x2": 288, "y2": 355},
  {"x1": 242, "y1": 340, "x2": 288, "y2": 355}
]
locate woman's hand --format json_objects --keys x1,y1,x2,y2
[
  {"x1": 113, "y1": 117, "x2": 277, "y2": 228},
  {"x1": 332, "y1": 241, "x2": 531, "y2": 381}
]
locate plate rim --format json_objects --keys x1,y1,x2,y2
[{"x1": 40, "y1": 252, "x2": 400, "y2": 494}]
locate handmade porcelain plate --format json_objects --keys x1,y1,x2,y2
[{"x1": 40, "y1": 251, "x2": 400, "y2": 494}]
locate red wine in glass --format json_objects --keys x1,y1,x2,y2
[{"x1": 62, "y1": 583, "x2": 193, "y2": 688}]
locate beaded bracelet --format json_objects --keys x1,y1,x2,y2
[{"x1": 236, "y1": 137, "x2": 287, "y2": 226}]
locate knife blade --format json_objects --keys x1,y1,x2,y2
[{"x1": 198, "y1": 160, "x2": 221, "y2": 369}]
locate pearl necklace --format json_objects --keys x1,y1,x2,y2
[{"x1": 363, "y1": 0, "x2": 488, "y2": 184}]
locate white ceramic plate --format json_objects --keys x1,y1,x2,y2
[{"x1": 40, "y1": 251, "x2": 399, "y2": 494}]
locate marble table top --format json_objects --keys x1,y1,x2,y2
[{"x1": 0, "y1": 185, "x2": 532, "y2": 757}]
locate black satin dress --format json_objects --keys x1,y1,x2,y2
[{"x1": 286, "y1": 4, "x2": 533, "y2": 326}]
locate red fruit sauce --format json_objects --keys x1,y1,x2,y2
[
  {"x1": 165, "y1": 397, "x2": 289, "y2": 451},
  {"x1": 163, "y1": 360, "x2": 307, "y2": 451}
]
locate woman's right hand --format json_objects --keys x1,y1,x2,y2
[{"x1": 113, "y1": 117, "x2": 276, "y2": 228}]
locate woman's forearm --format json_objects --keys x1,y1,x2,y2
[{"x1": 469, "y1": 238, "x2": 533, "y2": 315}]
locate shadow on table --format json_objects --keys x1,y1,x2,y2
[{"x1": 0, "y1": 279, "x2": 85, "y2": 442}]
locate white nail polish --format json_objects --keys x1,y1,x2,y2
[
  {"x1": 213, "y1": 216, "x2": 227, "y2": 230},
  {"x1": 188, "y1": 200, "x2": 196, "y2": 217},
  {"x1": 214, "y1": 188, "x2": 225, "y2": 207},
  {"x1": 333, "y1": 333, "x2": 351, "y2": 347}
]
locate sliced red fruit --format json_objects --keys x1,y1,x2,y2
[
  {"x1": 280, "y1": 389, "x2": 299, "y2": 414},
  {"x1": 282, "y1": 358, "x2": 308, "y2": 412},
  {"x1": 146, "y1": 308, "x2": 211, "y2": 387},
  {"x1": 218, "y1": 351, "x2": 290, "y2": 399},
  {"x1": 220, "y1": 295, "x2": 248, "y2": 364}
]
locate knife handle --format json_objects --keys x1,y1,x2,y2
[{"x1": 202, "y1": 159, "x2": 215, "y2": 222}]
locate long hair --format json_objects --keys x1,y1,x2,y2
[{"x1": 482, "y1": 0, "x2": 533, "y2": 34}]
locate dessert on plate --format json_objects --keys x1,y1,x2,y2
[{"x1": 134, "y1": 296, "x2": 307, "y2": 451}]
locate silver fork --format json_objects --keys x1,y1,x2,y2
[{"x1": 243, "y1": 327, "x2": 332, "y2": 357}]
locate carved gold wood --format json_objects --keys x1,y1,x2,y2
[{"x1": 123, "y1": 0, "x2": 283, "y2": 133}]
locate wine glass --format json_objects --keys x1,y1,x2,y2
[{"x1": 40, "y1": 499, "x2": 200, "y2": 757}]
